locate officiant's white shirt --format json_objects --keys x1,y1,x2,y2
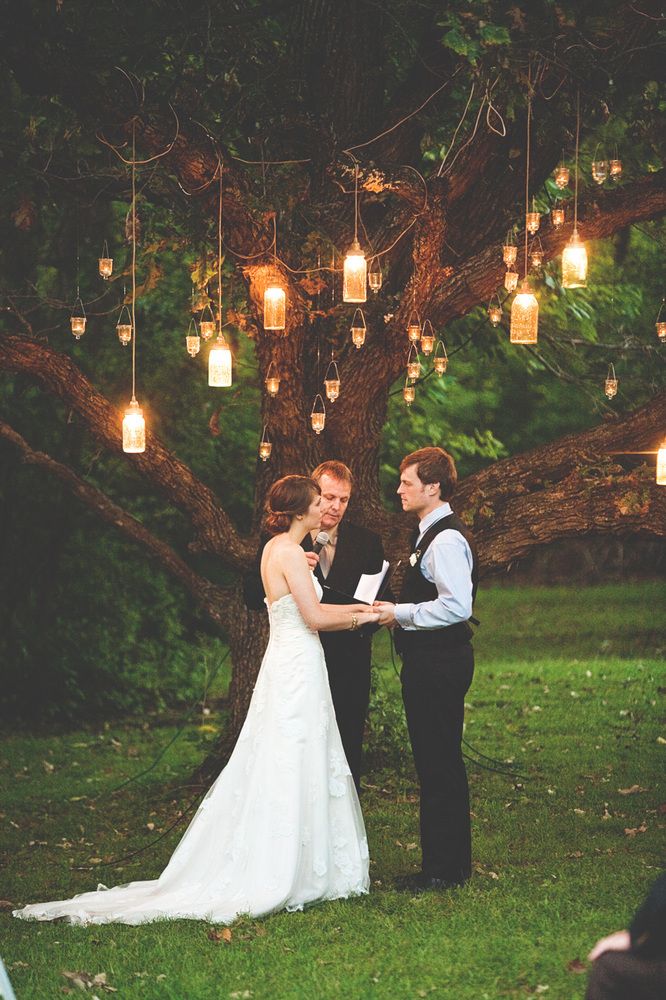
[{"x1": 394, "y1": 502, "x2": 473, "y2": 630}]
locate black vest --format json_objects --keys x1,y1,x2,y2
[{"x1": 394, "y1": 512, "x2": 478, "y2": 655}]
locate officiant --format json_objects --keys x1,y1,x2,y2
[{"x1": 243, "y1": 460, "x2": 386, "y2": 791}]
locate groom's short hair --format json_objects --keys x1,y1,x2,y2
[
  {"x1": 400, "y1": 447, "x2": 457, "y2": 501},
  {"x1": 311, "y1": 460, "x2": 354, "y2": 488}
]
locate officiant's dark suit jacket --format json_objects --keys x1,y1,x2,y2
[{"x1": 243, "y1": 521, "x2": 386, "y2": 790}]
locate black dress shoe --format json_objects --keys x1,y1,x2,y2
[{"x1": 394, "y1": 873, "x2": 466, "y2": 894}]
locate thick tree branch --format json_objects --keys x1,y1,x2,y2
[
  {"x1": 0, "y1": 335, "x2": 256, "y2": 568},
  {"x1": 0, "y1": 419, "x2": 233, "y2": 630}
]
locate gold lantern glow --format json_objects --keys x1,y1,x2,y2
[
  {"x1": 264, "y1": 280, "x2": 286, "y2": 331},
  {"x1": 610, "y1": 158, "x2": 622, "y2": 179},
  {"x1": 420, "y1": 319, "x2": 435, "y2": 355},
  {"x1": 310, "y1": 393, "x2": 326, "y2": 434},
  {"x1": 529, "y1": 238, "x2": 544, "y2": 272},
  {"x1": 591, "y1": 159, "x2": 608, "y2": 185},
  {"x1": 116, "y1": 304, "x2": 132, "y2": 346},
  {"x1": 324, "y1": 359, "x2": 341, "y2": 402},
  {"x1": 98, "y1": 241, "x2": 113, "y2": 280},
  {"x1": 407, "y1": 309, "x2": 421, "y2": 342},
  {"x1": 562, "y1": 228, "x2": 587, "y2": 288},
  {"x1": 526, "y1": 207, "x2": 540, "y2": 234},
  {"x1": 502, "y1": 241, "x2": 518, "y2": 268},
  {"x1": 487, "y1": 296, "x2": 502, "y2": 327},
  {"x1": 504, "y1": 269, "x2": 519, "y2": 293},
  {"x1": 185, "y1": 318, "x2": 200, "y2": 357},
  {"x1": 657, "y1": 439, "x2": 666, "y2": 486},
  {"x1": 199, "y1": 303, "x2": 215, "y2": 340},
  {"x1": 122, "y1": 397, "x2": 146, "y2": 454},
  {"x1": 208, "y1": 333, "x2": 232, "y2": 387},
  {"x1": 350, "y1": 308, "x2": 366, "y2": 348},
  {"x1": 368, "y1": 256, "x2": 383, "y2": 292},
  {"x1": 70, "y1": 295, "x2": 86, "y2": 339},
  {"x1": 655, "y1": 301, "x2": 666, "y2": 342},
  {"x1": 433, "y1": 340, "x2": 448, "y2": 375},
  {"x1": 510, "y1": 279, "x2": 539, "y2": 344},
  {"x1": 554, "y1": 163, "x2": 570, "y2": 189},
  {"x1": 265, "y1": 361, "x2": 280, "y2": 396},
  {"x1": 551, "y1": 205, "x2": 565, "y2": 228},
  {"x1": 259, "y1": 426, "x2": 272, "y2": 462},
  {"x1": 343, "y1": 239, "x2": 367, "y2": 303},
  {"x1": 604, "y1": 363, "x2": 618, "y2": 399},
  {"x1": 403, "y1": 377, "x2": 415, "y2": 406},
  {"x1": 407, "y1": 343, "x2": 421, "y2": 381}
]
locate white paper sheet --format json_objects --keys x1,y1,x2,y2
[{"x1": 353, "y1": 560, "x2": 390, "y2": 603}]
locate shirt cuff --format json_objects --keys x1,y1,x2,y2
[{"x1": 394, "y1": 603, "x2": 415, "y2": 628}]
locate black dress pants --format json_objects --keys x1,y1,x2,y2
[
  {"x1": 401, "y1": 641, "x2": 474, "y2": 883},
  {"x1": 586, "y1": 950, "x2": 666, "y2": 999},
  {"x1": 321, "y1": 637, "x2": 372, "y2": 793}
]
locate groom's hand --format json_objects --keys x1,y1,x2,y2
[
  {"x1": 305, "y1": 551, "x2": 320, "y2": 571},
  {"x1": 373, "y1": 601, "x2": 396, "y2": 627}
]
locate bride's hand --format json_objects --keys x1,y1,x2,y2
[{"x1": 351, "y1": 610, "x2": 381, "y2": 629}]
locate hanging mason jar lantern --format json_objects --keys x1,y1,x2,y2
[
  {"x1": 264, "y1": 276, "x2": 287, "y2": 331},
  {"x1": 343, "y1": 239, "x2": 367, "y2": 303},
  {"x1": 403, "y1": 376, "x2": 415, "y2": 407},
  {"x1": 310, "y1": 393, "x2": 326, "y2": 434},
  {"x1": 562, "y1": 228, "x2": 588, "y2": 288},
  {"x1": 526, "y1": 200, "x2": 541, "y2": 234},
  {"x1": 591, "y1": 156, "x2": 608, "y2": 185},
  {"x1": 655, "y1": 301, "x2": 666, "y2": 341},
  {"x1": 553, "y1": 163, "x2": 570, "y2": 189},
  {"x1": 407, "y1": 343, "x2": 421, "y2": 381},
  {"x1": 265, "y1": 360, "x2": 281, "y2": 396},
  {"x1": 70, "y1": 294, "x2": 86, "y2": 339},
  {"x1": 406, "y1": 308, "x2": 421, "y2": 342},
  {"x1": 504, "y1": 269, "x2": 519, "y2": 293},
  {"x1": 368, "y1": 256, "x2": 383, "y2": 292},
  {"x1": 609, "y1": 158, "x2": 622, "y2": 179},
  {"x1": 529, "y1": 237, "x2": 544, "y2": 272},
  {"x1": 433, "y1": 339, "x2": 448, "y2": 375},
  {"x1": 116, "y1": 303, "x2": 132, "y2": 346},
  {"x1": 122, "y1": 397, "x2": 146, "y2": 454},
  {"x1": 98, "y1": 240, "x2": 113, "y2": 280},
  {"x1": 208, "y1": 332, "x2": 232, "y2": 387},
  {"x1": 604, "y1": 363, "x2": 618, "y2": 399},
  {"x1": 324, "y1": 359, "x2": 341, "y2": 402},
  {"x1": 657, "y1": 438, "x2": 666, "y2": 486},
  {"x1": 551, "y1": 204, "x2": 565, "y2": 228},
  {"x1": 510, "y1": 279, "x2": 539, "y2": 344},
  {"x1": 502, "y1": 237, "x2": 518, "y2": 267},
  {"x1": 487, "y1": 295, "x2": 502, "y2": 327},
  {"x1": 350, "y1": 308, "x2": 366, "y2": 348},
  {"x1": 420, "y1": 319, "x2": 435, "y2": 355},
  {"x1": 185, "y1": 317, "x2": 201, "y2": 358},
  {"x1": 258, "y1": 425, "x2": 272, "y2": 462},
  {"x1": 198, "y1": 303, "x2": 216, "y2": 340}
]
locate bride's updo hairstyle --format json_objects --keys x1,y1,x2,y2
[{"x1": 264, "y1": 475, "x2": 321, "y2": 536}]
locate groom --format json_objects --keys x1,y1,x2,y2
[
  {"x1": 244, "y1": 460, "x2": 385, "y2": 791},
  {"x1": 374, "y1": 447, "x2": 478, "y2": 893}
]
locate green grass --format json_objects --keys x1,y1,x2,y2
[{"x1": 1, "y1": 581, "x2": 665, "y2": 999}]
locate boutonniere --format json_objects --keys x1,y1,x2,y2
[{"x1": 409, "y1": 549, "x2": 421, "y2": 567}]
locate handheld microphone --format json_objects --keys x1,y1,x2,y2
[{"x1": 312, "y1": 531, "x2": 330, "y2": 555}]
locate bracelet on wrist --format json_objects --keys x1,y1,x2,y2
[{"x1": 349, "y1": 614, "x2": 358, "y2": 631}]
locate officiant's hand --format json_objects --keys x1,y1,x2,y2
[
  {"x1": 305, "y1": 551, "x2": 320, "y2": 572},
  {"x1": 373, "y1": 601, "x2": 396, "y2": 627}
]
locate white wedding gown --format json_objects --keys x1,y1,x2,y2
[{"x1": 13, "y1": 579, "x2": 370, "y2": 925}]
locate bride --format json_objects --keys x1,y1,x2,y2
[{"x1": 13, "y1": 475, "x2": 379, "y2": 925}]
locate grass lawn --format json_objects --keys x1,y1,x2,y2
[{"x1": 1, "y1": 581, "x2": 664, "y2": 999}]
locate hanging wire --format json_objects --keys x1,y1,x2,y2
[
  {"x1": 574, "y1": 89, "x2": 581, "y2": 231},
  {"x1": 523, "y1": 64, "x2": 532, "y2": 280},
  {"x1": 131, "y1": 121, "x2": 137, "y2": 400},
  {"x1": 217, "y1": 163, "x2": 223, "y2": 334}
]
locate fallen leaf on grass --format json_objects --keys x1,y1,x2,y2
[
  {"x1": 0, "y1": 899, "x2": 15, "y2": 911},
  {"x1": 61, "y1": 971, "x2": 117, "y2": 992},
  {"x1": 657, "y1": 736, "x2": 666, "y2": 745},
  {"x1": 229, "y1": 991, "x2": 252, "y2": 999},
  {"x1": 567, "y1": 958, "x2": 587, "y2": 974},
  {"x1": 208, "y1": 927, "x2": 233, "y2": 943},
  {"x1": 10, "y1": 961, "x2": 29, "y2": 970},
  {"x1": 42, "y1": 759, "x2": 55, "y2": 773},
  {"x1": 624, "y1": 823, "x2": 647, "y2": 837},
  {"x1": 618, "y1": 785, "x2": 648, "y2": 795},
  {"x1": 566, "y1": 851, "x2": 583, "y2": 859}
]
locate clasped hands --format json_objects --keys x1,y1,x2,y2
[{"x1": 373, "y1": 600, "x2": 397, "y2": 627}]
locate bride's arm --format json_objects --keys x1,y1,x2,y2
[{"x1": 283, "y1": 548, "x2": 379, "y2": 632}]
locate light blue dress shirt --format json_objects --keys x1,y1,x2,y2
[{"x1": 394, "y1": 502, "x2": 474, "y2": 630}]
